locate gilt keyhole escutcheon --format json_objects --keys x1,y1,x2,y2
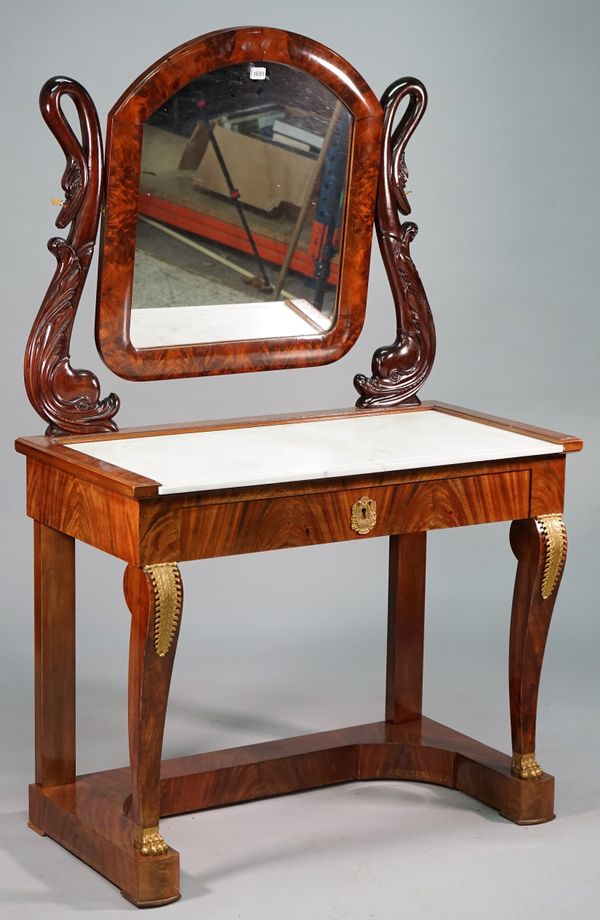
[{"x1": 351, "y1": 496, "x2": 377, "y2": 534}]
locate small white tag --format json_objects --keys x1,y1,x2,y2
[{"x1": 249, "y1": 65, "x2": 267, "y2": 80}]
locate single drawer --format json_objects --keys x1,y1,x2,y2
[{"x1": 178, "y1": 468, "x2": 531, "y2": 560}]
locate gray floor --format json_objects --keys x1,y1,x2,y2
[
  {"x1": 132, "y1": 247, "x2": 247, "y2": 309},
  {"x1": 132, "y1": 220, "x2": 338, "y2": 316}
]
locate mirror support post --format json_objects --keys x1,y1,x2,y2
[
  {"x1": 354, "y1": 78, "x2": 436, "y2": 409},
  {"x1": 24, "y1": 77, "x2": 120, "y2": 436},
  {"x1": 94, "y1": 29, "x2": 382, "y2": 380}
]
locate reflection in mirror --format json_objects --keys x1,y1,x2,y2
[{"x1": 130, "y1": 62, "x2": 352, "y2": 349}]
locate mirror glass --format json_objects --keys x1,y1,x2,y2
[{"x1": 130, "y1": 61, "x2": 352, "y2": 349}]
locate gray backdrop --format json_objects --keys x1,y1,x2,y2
[{"x1": 1, "y1": 1, "x2": 598, "y2": 917}]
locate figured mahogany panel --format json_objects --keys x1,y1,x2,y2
[
  {"x1": 24, "y1": 78, "x2": 120, "y2": 435},
  {"x1": 29, "y1": 782, "x2": 180, "y2": 906},
  {"x1": 22, "y1": 437, "x2": 568, "y2": 567},
  {"x1": 96, "y1": 27, "x2": 382, "y2": 381},
  {"x1": 137, "y1": 457, "x2": 560, "y2": 564},
  {"x1": 17, "y1": 439, "x2": 161, "y2": 499},
  {"x1": 33, "y1": 523, "x2": 76, "y2": 788},
  {"x1": 177, "y1": 469, "x2": 531, "y2": 560},
  {"x1": 29, "y1": 717, "x2": 555, "y2": 869},
  {"x1": 386, "y1": 532, "x2": 427, "y2": 724},
  {"x1": 26, "y1": 459, "x2": 142, "y2": 563},
  {"x1": 529, "y1": 457, "x2": 565, "y2": 515},
  {"x1": 155, "y1": 717, "x2": 553, "y2": 823}
]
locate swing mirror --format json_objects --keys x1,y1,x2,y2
[
  {"x1": 133, "y1": 62, "x2": 352, "y2": 348},
  {"x1": 96, "y1": 27, "x2": 382, "y2": 381}
]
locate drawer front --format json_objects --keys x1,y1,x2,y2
[{"x1": 178, "y1": 469, "x2": 531, "y2": 561}]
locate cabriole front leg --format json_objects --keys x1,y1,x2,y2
[
  {"x1": 509, "y1": 515, "x2": 567, "y2": 785},
  {"x1": 123, "y1": 562, "x2": 184, "y2": 906}
]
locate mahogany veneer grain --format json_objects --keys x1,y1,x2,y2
[
  {"x1": 29, "y1": 717, "x2": 555, "y2": 867},
  {"x1": 29, "y1": 781, "x2": 180, "y2": 906},
  {"x1": 34, "y1": 523, "x2": 76, "y2": 788},
  {"x1": 21, "y1": 451, "x2": 566, "y2": 566},
  {"x1": 386, "y1": 532, "x2": 427, "y2": 724}
]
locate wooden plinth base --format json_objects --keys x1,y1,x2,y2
[
  {"x1": 28, "y1": 780, "x2": 180, "y2": 907},
  {"x1": 29, "y1": 717, "x2": 555, "y2": 906}
]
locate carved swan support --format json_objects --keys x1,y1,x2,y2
[
  {"x1": 354, "y1": 77, "x2": 436, "y2": 408},
  {"x1": 24, "y1": 77, "x2": 119, "y2": 435}
]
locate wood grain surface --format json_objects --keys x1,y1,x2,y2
[
  {"x1": 386, "y1": 532, "x2": 427, "y2": 723},
  {"x1": 33, "y1": 523, "x2": 76, "y2": 788},
  {"x1": 31, "y1": 711, "x2": 555, "y2": 904},
  {"x1": 29, "y1": 778, "x2": 180, "y2": 906},
  {"x1": 21, "y1": 447, "x2": 567, "y2": 566},
  {"x1": 509, "y1": 517, "x2": 566, "y2": 759},
  {"x1": 124, "y1": 565, "x2": 183, "y2": 857}
]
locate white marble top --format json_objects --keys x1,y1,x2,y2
[
  {"x1": 129, "y1": 299, "x2": 331, "y2": 348},
  {"x1": 68, "y1": 410, "x2": 564, "y2": 495}
]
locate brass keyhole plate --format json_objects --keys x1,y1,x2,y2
[{"x1": 351, "y1": 496, "x2": 377, "y2": 534}]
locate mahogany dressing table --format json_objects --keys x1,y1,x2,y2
[{"x1": 16, "y1": 27, "x2": 582, "y2": 907}]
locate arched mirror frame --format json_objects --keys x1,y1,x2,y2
[{"x1": 95, "y1": 27, "x2": 383, "y2": 381}]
